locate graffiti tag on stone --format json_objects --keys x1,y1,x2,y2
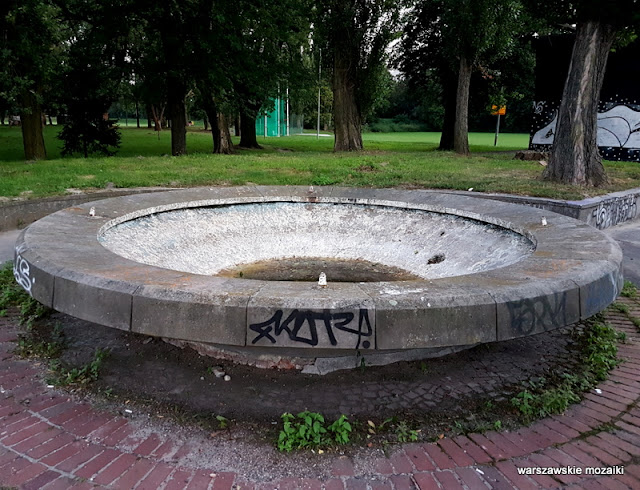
[
  {"x1": 592, "y1": 195, "x2": 637, "y2": 229},
  {"x1": 13, "y1": 249, "x2": 34, "y2": 295},
  {"x1": 250, "y1": 309, "x2": 373, "y2": 349}
]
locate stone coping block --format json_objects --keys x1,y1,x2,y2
[{"x1": 12, "y1": 186, "x2": 623, "y2": 354}]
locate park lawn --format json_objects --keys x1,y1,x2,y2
[{"x1": 1, "y1": 126, "x2": 640, "y2": 200}]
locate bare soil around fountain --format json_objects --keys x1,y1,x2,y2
[{"x1": 39, "y1": 308, "x2": 585, "y2": 442}]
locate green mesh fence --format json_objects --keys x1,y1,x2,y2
[{"x1": 255, "y1": 97, "x2": 303, "y2": 137}]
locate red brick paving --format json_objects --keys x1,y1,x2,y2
[{"x1": 2, "y1": 300, "x2": 640, "y2": 489}]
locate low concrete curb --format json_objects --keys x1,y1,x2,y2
[
  {"x1": 0, "y1": 187, "x2": 172, "y2": 232},
  {"x1": 439, "y1": 187, "x2": 640, "y2": 230}
]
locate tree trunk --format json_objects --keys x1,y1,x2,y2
[
  {"x1": 136, "y1": 101, "x2": 140, "y2": 128},
  {"x1": 213, "y1": 113, "x2": 233, "y2": 154},
  {"x1": 20, "y1": 91, "x2": 47, "y2": 161},
  {"x1": 203, "y1": 99, "x2": 234, "y2": 154},
  {"x1": 167, "y1": 76, "x2": 187, "y2": 156},
  {"x1": 0, "y1": 111, "x2": 5, "y2": 125},
  {"x1": 203, "y1": 114, "x2": 209, "y2": 131},
  {"x1": 545, "y1": 20, "x2": 615, "y2": 186},
  {"x1": 151, "y1": 105, "x2": 164, "y2": 132},
  {"x1": 239, "y1": 108, "x2": 261, "y2": 148},
  {"x1": 235, "y1": 115, "x2": 241, "y2": 137},
  {"x1": 332, "y1": 50, "x2": 363, "y2": 152},
  {"x1": 439, "y1": 66, "x2": 457, "y2": 151},
  {"x1": 453, "y1": 55, "x2": 472, "y2": 155}
]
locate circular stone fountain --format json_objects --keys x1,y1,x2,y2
[{"x1": 14, "y1": 186, "x2": 623, "y2": 373}]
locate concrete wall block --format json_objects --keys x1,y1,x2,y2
[{"x1": 53, "y1": 273, "x2": 135, "y2": 331}]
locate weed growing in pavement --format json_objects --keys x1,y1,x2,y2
[
  {"x1": 510, "y1": 320, "x2": 623, "y2": 423},
  {"x1": 610, "y1": 289, "x2": 640, "y2": 332},
  {"x1": 621, "y1": 280, "x2": 637, "y2": 298},
  {"x1": 0, "y1": 262, "x2": 51, "y2": 328},
  {"x1": 611, "y1": 302, "x2": 630, "y2": 314},
  {"x1": 16, "y1": 322, "x2": 65, "y2": 359},
  {"x1": 277, "y1": 411, "x2": 352, "y2": 452},
  {"x1": 48, "y1": 348, "x2": 110, "y2": 386},
  {"x1": 394, "y1": 420, "x2": 420, "y2": 443}
]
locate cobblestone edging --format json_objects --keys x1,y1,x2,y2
[{"x1": 1, "y1": 296, "x2": 640, "y2": 489}]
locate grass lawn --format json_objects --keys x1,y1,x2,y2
[{"x1": 1, "y1": 125, "x2": 639, "y2": 200}]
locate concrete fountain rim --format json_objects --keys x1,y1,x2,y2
[{"x1": 13, "y1": 186, "x2": 623, "y2": 360}]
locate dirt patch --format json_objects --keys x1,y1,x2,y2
[
  {"x1": 50, "y1": 311, "x2": 583, "y2": 426},
  {"x1": 355, "y1": 164, "x2": 379, "y2": 173}
]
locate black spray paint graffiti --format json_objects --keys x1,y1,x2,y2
[
  {"x1": 250, "y1": 309, "x2": 373, "y2": 348},
  {"x1": 591, "y1": 195, "x2": 638, "y2": 230},
  {"x1": 506, "y1": 293, "x2": 568, "y2": 336}
]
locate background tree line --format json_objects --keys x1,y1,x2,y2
[{"x1": 1, "y1": 0, "x2": 638, "y2": 186}]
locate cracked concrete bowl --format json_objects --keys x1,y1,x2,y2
[{"x1": 13, "y1": 186, "x2": 623, "y2": 373}]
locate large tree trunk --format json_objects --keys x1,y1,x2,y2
[
  {"x1": 167, "y1": 77, "x2": 187, "y2": 156},
  {"x1": 332, "y1": 50, "x2": 363, "y2": 152},
  {"x1": 545, "y1": 20, "x2": 615, "y2": 186},
  {"x1": 20, "y1": 91, "x2": 47, "y2": 161},
  {"x1": 439, "y1": 66, "x2": 457, "y2": 151},
  {"x1": 235, "y1": 115, "x2": 241, "y2": 137},
  {"x1": 453, "y1": 55, "x2": 472, "y2": 155},
  {"x1": 239, "y1": 108, "x2": 261, "y2": 148}
]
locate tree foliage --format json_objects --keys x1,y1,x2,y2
[
  {"x1": 398, "y1": 0, "x2": 527, "y2": 154},
  {"x1": 54, "y1": 0, "x2": 133, "y2": 157},
  {"x1": 0, "y1": 0, "x2": 67, "y2": 160}
]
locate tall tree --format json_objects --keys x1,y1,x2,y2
[
  {"x1": 398, "y1": 0, "x2": 455, "y2": 149},
  {"x1": 132, "y1": 0, "x2": 199, "y2": 156},
  {"x1": 55, "y1": 0, "x2": 132, "y2": 157},
  {"x1": 318, "y1": 0, "x2": 399, "y2": 151},
  {"x1": 191, "y1": 0, "x2": 235, "y2": 154},
  {"x1": 399, "y1": 0, "x2": 525, "y2": 154},
  {"x1": 539, "y1": 0, "x2": 640, "y2": 186},
  {"x1": 0, "y1": 0, "x2": 66, "y2": 160},
  {"x1": 441, "y1": 0, "x2": 525, "y2": 155},
  {"x1": 226, "y1": 0, "x2": 312, "y2": 149}
]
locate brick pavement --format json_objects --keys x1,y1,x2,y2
[{"x1": 1, "y1": 297, "x2": 640, "y2": 489}]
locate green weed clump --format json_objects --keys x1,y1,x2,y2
[
  {"x1": 511, "y1": 321, "x2": 623, "y2": 422},
  {"x1": 277, "y1": 411, "x2": 352, "y2": 452},
  {"x1": 0, "y1": 262, "x2": 50, "y2": 327},
  {"x1": 49, "y1": 348, "x2": 110, "y2": 386},
  {"x1": 621, "y1": 280, "x2": 637, "y2": 298}
]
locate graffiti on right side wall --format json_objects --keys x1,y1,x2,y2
[
  {"x1": 589, "y1": 195, "x2": 638, "y2": 230},
  {"x1": 530, "y1": 102, "x2": 640, "y2": 162}
]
